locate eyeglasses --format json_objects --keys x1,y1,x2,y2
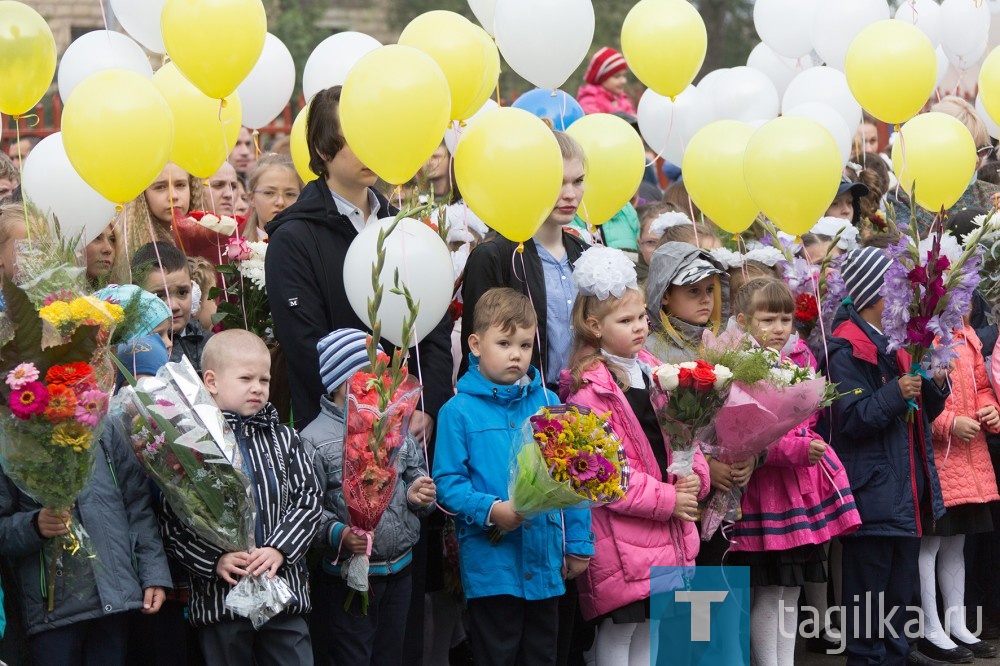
[
  {"x1": 978, "y1": 146, "x2": 995, "y2": 157},
  {"x1": 253, "y1": 189, "x2": 300, "y2": 203}
]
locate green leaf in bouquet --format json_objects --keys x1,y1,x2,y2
[{"x1": 0, "y1": 280, "x2": 43, "y2": 372}]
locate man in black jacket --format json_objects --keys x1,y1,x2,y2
[{"x1": 264, "y1": 86, "x2": 452, "y2": 435}]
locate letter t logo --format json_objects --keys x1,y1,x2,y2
[{"x1": 675, "y1": 591, "x2": 729, "y2": 641}]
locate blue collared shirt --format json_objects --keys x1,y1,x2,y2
[
  {"x1": 536, "y1": 243, "x2": 576, "y2": 383},
  {"x1": 330, "y1": 188, "x2": 381, "y2": 233}
]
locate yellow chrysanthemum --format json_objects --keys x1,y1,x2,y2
[
  {"x1": 52, "y1": 421, "x2": 92, "y2": 450},
  {"x1": 105, "y1": 303, "x2": 125, "y2": 324},
  {"x1": 39, "y1": 301, "x2": 74, "y2": 329}
]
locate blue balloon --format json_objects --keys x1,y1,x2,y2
[{"x1": 511, "y1": 88, "x2": 585, "y2": 131}]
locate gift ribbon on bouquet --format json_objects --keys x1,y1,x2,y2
[{"x1": 330, "y1": 526, "x2": 374, "y2": 565}]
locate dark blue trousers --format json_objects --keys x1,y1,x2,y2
[
  {"x1": 29, "y1": 612, "x2": 129, "y2": 666},
  {"x1": 841, "y1": 536, "x2": 921, "y2": 666}
]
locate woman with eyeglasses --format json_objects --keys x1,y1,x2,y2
[
  {"x1": 891, "y1": 96, "x2": 1000, "y2": 236},
  {"x1": 244, "y1": 153, "x2": 302, "y2": 241}
]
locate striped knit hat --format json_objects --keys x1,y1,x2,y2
[
  {"x1": 841, "y1": 246, "x2": 892, "y2": 311},
  {"x1": 584, "y1": 47, "x2": 628, "y2": 86},
  {"x1": 317, "y1": 328, "x2": 381, "y2": 395}
]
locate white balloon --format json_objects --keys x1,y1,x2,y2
[
  {"x1": 57, "y1": 31, "x2": 152, "y2": 103},
  {"x1": 697, "y1": 69, "x2": 729, "y2": 97},
  {"x1": 753, "y1": 0, "x2": 820, "y2": 58},
  {"x1": 936, "y1": 46, "x2": 951, "y2": 87},
  {"x1": 21, "y1": 133, "x2": 117, "y2": 243},
  {"x1": 303, "y1": 32, "x2": 381, "y2": 102},
  {"x1": 977, "y1": 94, "x2": 1000, "y2": 140},
  {"x1": 708, "y1": 66, "x2": 780, "y2": 124},
  {"x1": 746, "y1": 43, "x2": 815, "y2": 98},
  {"x1": 944, "y1": 38, "x2": 988, "y2": 71},
  {"x1": 111, "y1": 0, "x2": 167, "y2": 54},
  {"x1": 637, "y1": 85, "x2": 716, "y2": 166},
  {"x1": 811, "y1": 0, "x2": 890, "y2": 71},
  {"x1": 940, "y1": 0, "x2": 991, "y2": 59},
  {"x1": 494, "y1": 0, "x2": 595, "y2": 91},
  {"x1": 468, "y1": 0, "x2": 498, "y2": 35},
  {"x1": 785, "y1": 102, "x2": 853, "y2": 165},
  {"x1": 236, "y1": 33, "x2": 295, "y2": 129},
  {"x1": 893, "y1": 0, "x2": 942, "y2": 48},
  {"x1": 783, "y1": 67, "x2": 862, "y2": 136},
  {"x1": 343, "y1": 217, "x2": 455, "y2": 347},
  {"x1": 444, "y1": 99, "x2": 499, "y2": 155}
]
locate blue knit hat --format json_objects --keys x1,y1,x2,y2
[
  {"x1": 95, "y1": 284, "x2": 171, "y2": 341},
  {"x1": 116, "y1": 334, "x2": 169, "y2": 385},
  {"x1": 841, "y1": 246, "x2": 892, "y2": 311},
  {"x1": 317, "y1": 328, "x2": 381, "y2": 395}
]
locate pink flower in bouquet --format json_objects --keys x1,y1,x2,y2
[
  {"x1": 225, "y1": 237, "x2": 253, "y2": 261},
  {"x1": 6, "y1": 362, "x2": 39, "y2": 390},
  {"x1": 569, "y1": 451, "x2": 600, "y2": 482},
  {"x1": 10, "y1": 381, "x2": 49, "y2": 419},
  {"x1": 74, "y1": 389, "x2": 108, "y2": 427}
]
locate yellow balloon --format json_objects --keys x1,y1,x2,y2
[
  {"x1": 341, "y1": 45, "x2": 451, "y2": 186},
  {"x1": 621, "y1": 0, "x2": 706, "y2": 99},
  {"x1": 161, "y1": 0, "x2": 266, "y2": 99},
  {"x1": 566, "y1": 114, "x2": 645, "y2": 225},
  {"x1": 892, "y1": 112, "x2": 977, "y2": 213},
  {"x1": 980, "y1": 47, "x2": 1000, "y2": 131},
  {"x1": 152, "y1": 63, "x2": 241, "y2": 178},
  {"x1": 845, "y1": 21, "x2": 936, "y2": 125},
  {"x1": 399, "y1": 11, "x2": 500, "y2": 122},
  {"x1": 62, "y1": 70, "x2": 174, "y2": 204},
  {"x1": 455, "y1": 108, "x2": 563, "y2": 243},
  {"x1": 0, "y1": 1, "x2": 56, "y2": 116},
  {"x1": 744, "y1": 117, "x2": 842, "y2": 237},
  {"x1": 682, "y1": 121, "x2": 758, "y2": 234},
  {"x1": 290, "y1": 104, "x2": 313, "y2": 184}
]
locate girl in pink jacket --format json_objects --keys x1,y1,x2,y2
[
  {"x1": 729, "y1": 278, "x2": 861, "y2": 666},
  {"x1": 919, "y1": 323, "x2": 1000, "y2": 659},
  {"x1": 576, "y1": 47, "x2": 637, "y2": 116},
  {"x1": 559, "y1": 246, "x2": 710, "y2": 665}
]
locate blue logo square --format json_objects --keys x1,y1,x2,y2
[{"x1": 650, "y1": 566, "x2": 751, "y2": 665}]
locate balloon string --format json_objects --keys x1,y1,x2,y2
[
  {"x1": 812, "y1": 263, "x2": 832, "y2": 376},
  {"x1": 14, "y1": 120, "x2": 29, "y2": 243},
  {"x1": 98, "y1": 0, "x2": 111, "y2": 31},
  {"x1": 510, "y1": 249, "x2": 554, "y2": 399},
  {"x1": 645, "y1": 101, "x2": 677, "y2": 171},
  {"x1": 252, "y1": 129, "x2": 262, "y2": 159}
]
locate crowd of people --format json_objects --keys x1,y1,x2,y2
[{"x1": 0, "y1": 44, "x2": 999, "y2": 666}]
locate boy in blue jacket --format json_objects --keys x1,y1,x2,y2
[
  {"x1": 826, "y1": 247, "x2": 950, "y2": 665},
  {"x1": 434, "y1": 287, "x2": 594, "y2": 666}
]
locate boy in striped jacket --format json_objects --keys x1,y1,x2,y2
[{"x1": 159, "y1": 329, "x2": 322, "y2": 665}]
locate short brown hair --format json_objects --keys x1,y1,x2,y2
[
  {"x1": 733, "y1": 277, "x2": 794, "y2": 317},
  {"x1": 472, "y1": 287, "x2": 536, "y2": 336},
  {"x1": 307, "y1": 86, "x2": 346, "y2": 180},
  {"x1": 0, "y1": 153, "x2": 17, "y2": 183}
]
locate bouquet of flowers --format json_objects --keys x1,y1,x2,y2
[
  {"x1": 777, "y1": 254, "x2": 847, "y2": 356},
  {"x1": 880, "y1": 214, "x2": 991, "y2": 416},
  {"x1": 112, "y1": 357, "x2": 294, "y2": 628},
  {"x1": 648, "y1": 359, "x2": 734, "y2": 477},
  {"x1": 490, "y1": 405, "x2": 630, "y2": 543},
  {"x1": 173, "y1": 210, "x2": 245, "y2": 267},
  {"x1": 0, "y1": 229, "x2": 121, "y2": 611},
  {"x1": 699, "y1": 334, "x2": 847, "y2": 540},
  {"x1": 341, "y1": 212, "x2": 426, "y2": 613},
  {"x1": 210, "y1": 236, "x2": 272, "y2": 343}
]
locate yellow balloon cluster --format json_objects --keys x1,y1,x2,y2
[
  {"x1": 845, "y1": 21, "x2": 936, "y2": 125},
  {"x1": 744, "y1": 117, "x2": 842, "y2": 237},
  {"x1": 981, "y1": 47, "x2": 1000, "y2": 132},
  {"x1": 892, "y1": 112, "x2": 977, "y2": 213},
  {"x1": 683, "y1": 121, "x2": 758, "y2": 234},
  {"x1": 341, "y1": 45, "x2": 452, "y2": 186},
  {"x1": 622, "y1": 0, "x2": 706, "y2": 99},
  {"x1": 455, "y1": 108, "x2": 564, "y2": 243},
  {"x1": 566, "y1": 114, "x2": 645, "y2": 226},
  {"x1": 62, "y1": 70, "x2": 174, "y2": 204},
  {"x1": 161, "y1": 0, "x2": 267, "y2": 99},
  {"x1": 290, "y1": 105, "x2": 312, "y2": 184},
  {"x1": 153, "y1": 63, "x2": 242, "y2": 178},
  {"x1": 0, "y1": 1, "x2": 56, "y2": 116},
  {"x1": 399, "y1": 11, "x2": 500, "y2": 122}
]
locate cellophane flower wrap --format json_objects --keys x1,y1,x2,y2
[
  {"x1": 648, "y1": 359, "x2": 733, "y2": 477},
  {"x1": 342, "y1": 353, "x2": 422, "y2": 612},
  {"x1": 0, "y1": 232, "x2": 122, "y2": 611},
  {"x1": 699, "y1": 331, "x2": 842, "y2": 540},
  {"x1": 112, "y1": 357, "x2": 293, "y2": 628},
  {"x1": 491, "y1": 405, "x2": 630, "y2": 544},
  {"x1": 210, "y1": 238, "x2": 272, "y2": 343},
  {"x1": 777, "y1": 254, "x2": 846, "y2": 358},
  {"x1": 880, "y1": 215, "x2": 989, "y2": 405}
]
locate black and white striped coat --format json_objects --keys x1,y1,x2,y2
[{"x1": 158, "y1": 404, "x2": 321, "y2": 627}]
